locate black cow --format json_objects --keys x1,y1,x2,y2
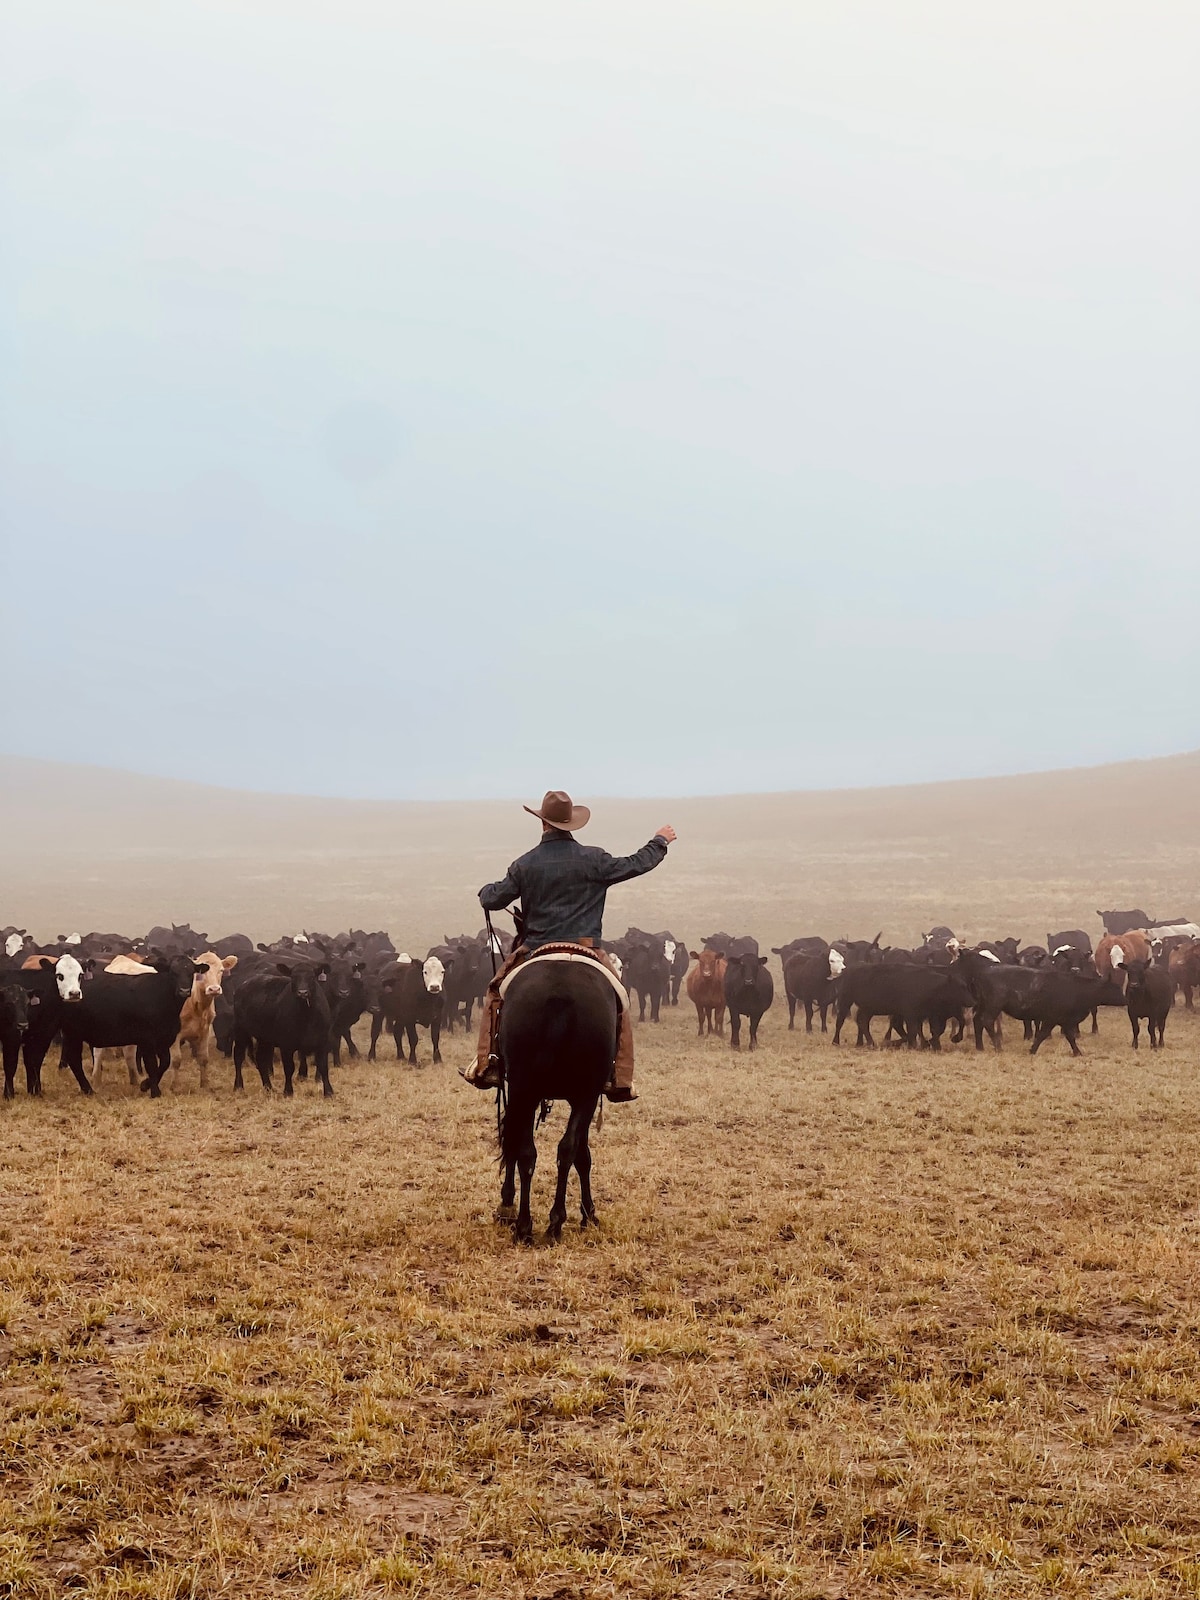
[
  {"x1": 836, "y1": 933, "x2": 884, "y2": 966},
  {"x1": 209, "y1": 932, "x2": 255, "y2": 960},
  {"x1": 623, "y1": 933, "x2": 669, "y2": 1024},
  {"x1": 1097, "y1": 910, "x2": 1150, "y2": 937},
  {"x1": 232, "y1": 961, "x2": 334, "y2": 1096},
  {"x1": 1047, "y1": 929, "x2": 1092, "y2": 955},
  {"x1": 5, "y1": 961, "x2": 69, "y2": 1096},
  {"x1": 325, "y1": 955, "x2": 368, "y2": 1067},
  {"x1": 58, "y1": 953, "x2": 207, "y2": 1097},
  {"x1": 783, "y1": 948, "x2": 841, "y2": 1033},
  {"x1": 0, "y1": 976, "x2": 30, "y2": 1099},
  {"x1": 833, "y1": 963, "x2": 969, "y2": 1050},
  {"x1": 146, "y1": 922, "x2": 208, "y2": 952},
  {"x1": 772, "y1": 936, "x2": 829, "y2": 973},
  {"x1": 702, "y1": 932, "x2": 740, "y2": 957},
  {"x1": 1018, "y1": 945, "x2": 1049, "y2": 968},
  {"x1": 1022, "y1": 968, "x2": 1125, "y2": 1056},
  {"x1": 369, "y1": 957, "x2": 446, "y2": 1065},
  {"x1": 433, "y1": 936, "x2": 484, "y2": 1034},
  {"x1": 950, "y1": 947, "x2": 1046, "y2": 1049},
  {"x1": 975, "y1": 937, "x2": 1020, "y2": 964},
  {"x1": 1124, "y1": 959, "x2": 1172, "y2": 1049},
  {"x1": 723, "y1": 949, "x2": 773, "y2": 1051}
]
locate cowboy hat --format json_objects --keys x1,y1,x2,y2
[{"x1": 523, "y1": 790, "x2": 591, "y2": 831}]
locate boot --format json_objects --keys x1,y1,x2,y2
[{"x1": 604, "y1": 1009, "x2": 637, "y2": 1102}]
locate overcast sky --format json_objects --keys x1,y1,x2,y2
[{"x1": 2, "y1": 1, "x2": 1198, "y2": 798}]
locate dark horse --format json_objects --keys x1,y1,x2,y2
[{"x1": 498, "y1": 958, "x2": 618, "y2": 1245}]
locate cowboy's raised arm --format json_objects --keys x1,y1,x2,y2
[
  {"x1": 479, "y1": 862, "x2": 522, "y2": 912},
  {"x1": 589, "y1": 828, "x2": 674, "y2": 887}
]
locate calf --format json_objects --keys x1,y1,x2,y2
[
  {"x1": 5, "y1": 961, "x2": 71, "y2": 1097},
  {"x1": 783, "y1": 947, "x2": 844, "y2": 1034},
  {"x1": 175, "y1": 951, "x2": 239, "y2": 1086},
  {"x1": 369, "y1": 956, "x2": 446, "y2": 1065},
  {"x1": 232, "y1": 960, "x2": 334, "y2": 1096},
  {"x1": 1124, "y1": 959, "x2": 1172, "y2": 1049},
  {"x1": 685, "y1": 949, "x2": 726, "y2": 1036},
  {"x1": 723, "y1": 949, "x2": 773, "y2": 1051}
]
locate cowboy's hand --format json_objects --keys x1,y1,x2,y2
[{"x1": 656, "y1": 825, "x2": 677, "y2": 844}]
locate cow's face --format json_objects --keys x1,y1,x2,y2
[
  {"x1": 663, "y1": 939, "x2": 677, "y2": 967},
  {"x1": 729, "y1": 952, "x2": 766, "y2": 986},
  {"x1": 1, "y1": 982, "x2": 29, "y2": 1031},
  {"x1": 422, "y1": 956, "x2": 446, "y2": 995},
  {"x1": 607, "y1": 952, "x2": 624, "y2": 981},
  {"x1": 5, "y1": 933, "x2": 24, "y2": 960},
  {"x1": 690, "y1": 949, "x2": 722, "y2": 981},
  {"x1": 194, "y1": 953, "x2": 237, "y2": 999},
  {"x1": 278, "y1": 961, "x2": 316, "y2": 1005},
  {"x1": 55, "y1": 953, "x2": 84, "y2": 1002}
]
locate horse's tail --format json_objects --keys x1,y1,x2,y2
[{"x1": 498, "y1": 993, "x2": 573, "y2": 1157}]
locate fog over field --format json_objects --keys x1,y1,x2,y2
[{"x1": 4, "y1": 750, "x2": 1198, "y2": 948}]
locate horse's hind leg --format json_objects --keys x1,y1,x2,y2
[
  {"x1": 574, "y1": 1103, "x2": 599, "y2": 1228},
  {"x1": 548, "y1": 1100, "x2": 596, "y2": 1241},
  {"x1": 502, "y1": 1103, "x2": 538, "y2": 1245}
]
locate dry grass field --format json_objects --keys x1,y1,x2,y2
[
  {"x1": 3, "y1": 998, "x2": 1200, "y2": 1598},
  {"x1": 3, "y1": 751, "x2": 1200, "y2": 1596}
]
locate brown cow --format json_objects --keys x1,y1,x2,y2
[
  {"x1": 1169, "y1": 941, "x2": 1200, "y2": 1010},
  {"x1": 686, "y1": 949, "x2": 727, "y2": 1036},
  {"x1": 1095, "y1": 930, "x2": 1152, "y2": 991}
]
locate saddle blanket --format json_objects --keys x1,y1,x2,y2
[{"x1": 498, "y1": 949, "x2": 629, "y2": 1008}]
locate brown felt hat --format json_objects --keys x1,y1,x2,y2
[{"x1": 524, "y1": 790, "x2": 591, "y2": 831}]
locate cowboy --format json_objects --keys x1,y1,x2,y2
[{"x1": 462, "y1": 790, "x2": 676, "y2": 1101}]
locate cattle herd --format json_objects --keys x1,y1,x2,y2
[{"x1": 1, "y1": 908, "x2": 1198, "y2": 1104}]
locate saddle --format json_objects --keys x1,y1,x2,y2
[{"x1": 498, "y1": 942, "x2": 629, "y2": 1009}]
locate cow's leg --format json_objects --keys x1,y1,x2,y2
[
  {"x1": 431, "y1": 1015, "x2": 443, "y2": 1065},
  {"x1": 803, "y1": 1000, "x2": 814, "y2": 1034},
  {"x1": 297, "y1": 1051, "x2": 309, "y2": 1081},
  {"x1": 693, "y1": 1002, "x2": 704, "y2": 1037},
  {"x1": 343, "y1": 1027, "x2": 359, "y2": 1060},
  {"x1": 60, "y1": 1036, "x2": 94, "y2": 1096},
  {"x1": 142, "y1": 1044, "x2": 167, "y2": 1098},
  {"x1": 548, "y1": 1100, "x2": 594, "y2": 1241},
  {"x1": 832, "y1": 999, "x2": 851, "y2": 1046},
  {"x1": 2, "y1": 1039, "x2": 16, "y2": 1100},
  {"x1": 748, "y1": 1011, "x2": 760, "y2": 1051},
  {"x1": 281, "y1": 1050, "x2": 296, "y2": 1097},
  {"x1": 729, "y1": 1009, "x2": 741, "y2": 1051},
  {"x1": 715, "y1": 1004, "x2": 725, "y2": 1035},
  {"x1": 1090, "y1": 1007, "x2": 1099, "y2": 1034},
  {"x1": 1064, "y1": 1023, "x2": 1083, "y2": 1058},
  {"x1": 819, "y1": 1001, "x2": 829, "y2": 1033},
  {"x1": 405, "y1": 1023, "x2": 418, "y2": 1064},
  {"x1": 859, "y1": 1012, "x2": 875, "y2": 1049},
  {"x1": 1029, "y1": 1021, "x2": 1052, "y2": 1056},
  {"x1": 1129, "y1": 1011, "x2": 1140, "y2": 1049},
  {"x1": 196, "y1": 1036, "x2": 209, "y2": 1091},
  {"x1": 254, "y1": 1040, "x2": 274, "y2": 1090},
  {"x1": 233, "y1": 1033, "x2": 247, "y2": 1090},
  {"x1": 368, "y1": 1014, "x2": 384, "y2": 1062},
  {"x1": 124, "y1": 1044, "x2": 140, "y2": 1087},
  {"x1": 315, "y1": 1042, "x2": 333, "y2": 1098}
]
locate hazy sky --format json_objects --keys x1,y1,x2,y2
[{"x1": 3, "y1": 1, "x2": 1198, "y2": 798}]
